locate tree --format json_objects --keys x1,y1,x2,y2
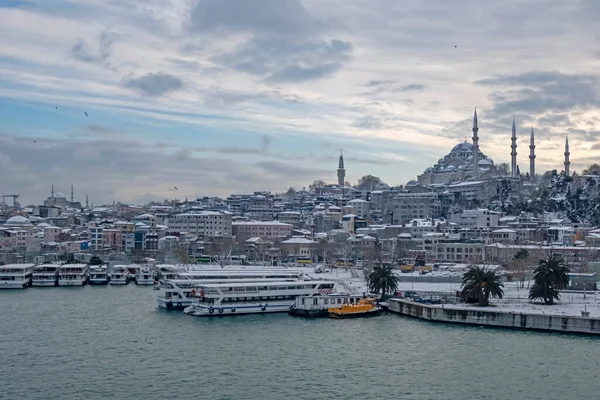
[
  {"x1": 355, "y1": 175, "x2": 384, "y2": 192},
  {"x1": 582, "y1": 164, "x2": 600, "y2": 176},
  {"x1": 89, "y1": 255, "x2": 103, "y2": 265},
  {"x1": 528, "y1": 254, "x2": 570, "y2": 305},
  {"x1": 461, "y1": 265, "x2": 505, "y2": 306},
  {"x1": 285, "y1": 187, "x2": 296, "y2": 198},
  {"x1": 309, "y1": 179, "x2": 326, "y2": 192},
  {"x1": 367, "y1": 263, "x2": 400, "y2": 298}
]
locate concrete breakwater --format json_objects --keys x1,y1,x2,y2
[{"x1": 388, "y1": 299, "x2": 600, "y2": 335}]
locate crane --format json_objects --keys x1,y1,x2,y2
[{"x1": 1, "y1": 194, "x2": 19, "y2": 207}]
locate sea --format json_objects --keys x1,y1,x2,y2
[{"x1": 1, "y1": 285, "x2": 599, "y2": 400}]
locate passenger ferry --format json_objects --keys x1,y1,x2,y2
[
  {"x1": 135, "y1": 265, "x2": 156, "y2": 285},
  {"x1": 89, "y1": 265, "x2": 110, "y2": 285},
  {"x1": 177, "y1": 268, "x2": 304, "y2": 281},
  {"x1": 58, "y1": 264, "x2": 89, "y2": 286},
  {"x1": 32, "y1": 264, "x2": 60, "y2": 287},
  {"x1": 155, "y1": 264, "x2": 184, "y2": 282},
  {"x1": 0, "y1": 263, "x2": 35, "y2": 289},
  {"x1": 110, "y1": 265, "x2": 131, "y2": 285},
  {"x1": 183, "y1": 280, "x2": 336, "y2": 317},
  {"x1": 289, "y1": 294, "x2": 370, "y2": 318},
  {"x1": 156, "y1": 277, "x2": 302, "y2": 309}
]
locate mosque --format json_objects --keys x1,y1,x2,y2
[{"x1": 417, "y1": 109, "x2": 571, "y2": 187}]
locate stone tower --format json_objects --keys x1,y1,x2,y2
[
  {"x1": 529, "y1": 127, "x2": 536, "y2": 178},
  {"x1": 337, "y1": 151, "x2": 345, "y2": 186},
  {"x1": 472, "y1": 108, "x2": 479, "y2": 178},
  {"x1": 564, "y1": 136, "x2": 570, "y2": 176},
  {"x1": 511, "y1": 118, "x2": 517, "y2": 176}
]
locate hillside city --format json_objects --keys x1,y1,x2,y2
[{"x1": 2, "y1": 112, "x2": 600, "y2": 278}]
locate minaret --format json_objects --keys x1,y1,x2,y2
[
  {"x1": 511, "y1": 118, "x2": 517, "y2": 176},
  {"x1": 529, "y1": 127, "x2": 536, "y2": 178},
  {"x1": 472, "y1": 108, "x2": 479, "y2": 179},
  {"x1": 85, "y1": 194, "x2": 89, "y2": 208},
  {"x1": 51, "y1": 183, "x2": 54, "y2": 198},
  {"x1": 337, "y1": 150, "x2": 345, "y2": 186},
  {"x1": 70, "y1": 184, "x2": 74, "y2": 203},
  {"x1": 564, "y1": 136, "x2": 570, "y2": 176}
]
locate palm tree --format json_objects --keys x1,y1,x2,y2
[
  {"x1": 367, "y1": 263, "x2": 399, "y2": 299},
  {"x1": 528, "y1": 254, "x2": 570, "y2": 305},
  {"x1": 461, "y1": 266, "x2": 505, "y2": 306}
]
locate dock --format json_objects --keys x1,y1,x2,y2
[{"x1": 388, "y1": 298, "x2": 600, "y2": 335}]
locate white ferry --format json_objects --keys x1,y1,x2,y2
[
  {"x1": 156, "y1": 277, "x2": 301, "y2": 309},
  {"x1": 0, "y1": 263, "x2": 35, "y2": 289},
  {"x1": 135, "y1": 265, "x2": 155, "y2": 285},
  {"x1": 183, "y1": 280, "x2": 336, "y2": 317},
  {"x1": 89, "y1": 265, "x2": 110, "y2": 285},
  {"x1": 177, "y1": 269, "x2": 304, "y2": 281},
  {"x1": 110, "y1": 265, "x2": 131, "y2": 285},
  {"x1": 58, "y1": 264, "x2": 89, "y2": 286},
  {"x1": 32, "y1": 264, "x2": 60, "y2": 287}
]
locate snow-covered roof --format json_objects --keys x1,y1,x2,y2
[
  {"x1": 493, "y1": 228, "x2": 517, "y2": 233},
  {"x1": 281, "y1": 237, "x2": 316, "y2": 244}
]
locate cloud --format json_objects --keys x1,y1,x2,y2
[
  {"x1": 0, "y1": 131, "x2": 325, "y2": 204},
  {"x1": 188, "y1": 0, "x2": 352, "y2": 82},
  {"x1": 69, "y1": 31, "x2": 118, "y2": 65},
  {"x1": 122, "y1": 72, "x2": 183, "y2": 97},
  {"x1": 194, "y1": 134, "x2": 272, "y2": 155},
  {"x1": 395, "y1": 84, "x2": 425, "y2": 92}
]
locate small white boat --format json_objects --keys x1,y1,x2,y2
[
  {"x1": 135, "y1": 265, "x2": 155, "y2": 285},
  {"x1": 110, "y1": 265, "x2": 130, "y2": 285},
  {"x1": 32, "y1": 264, "x2": 60, "y2": 287},
  {"x1": 89, "y1": 265, "x2": 110, "y2": 285},
  {"x1": 0, "y1": 263, "x2": 35, "y2": 289},
  {"x1": 184, "y1": 280, "x2": 336, "y2": 317},
  {"x1": 58, "y1": 264, "x2": 89, "y2": 286}
]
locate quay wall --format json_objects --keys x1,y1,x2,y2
[{"x1": 388, "y1": 299, "x2": 600, "y2": 335}]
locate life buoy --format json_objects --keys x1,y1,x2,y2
[
  {"x1": 209, "y1": 308, "x2": 214, "y2": 314},
  {"x1": 261, "y1": 306, "x2": 267, "y2": 312},
  {"x1": 231, "y1": 308, "x2": 236, "y2": 313},
  {"x1": 219, "y1": 308, "x2": 224, "y2": 313},
  {"x1": 177, "y1": 302, "x2": 182, "y2": 308}
]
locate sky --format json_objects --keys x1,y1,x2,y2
[{"x1": 1, "y1": 0, "x2": 599, "y2": 205}]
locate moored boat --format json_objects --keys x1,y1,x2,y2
[
  {"x1": 183, "y1": 280, "x2": 336, "y2": 317},
  {"x1": 289, "y1": 294, "x2": 375, "y2": 318},
  {"x1": 110, "y1": 265, "x2": 131, "y2": 285},
  {"x1": 32, "y1": 264, "x2": 60, "y2": 287},
  {"x1": 89, "y1": 265, "x2": 110, "y2": 285},
  {"x1": 58, "y1": 264, "x2": 89, "y2": 286},
  {"x1": 135, "y1": 265, "x2": 155, "y2": 285},
  {"x1": 0, "y1": 263, "x2": 35, "y2": 289},
  {"x1": 328, "y1": 297, "x2": 382, "y2": 319}
]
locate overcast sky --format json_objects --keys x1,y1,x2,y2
[{"x1": 1, "y1": 0, "x2": 599, "y2": 205}]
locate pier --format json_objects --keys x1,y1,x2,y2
[{"x1": 388, "y1": 298, "x2": 600, "y2": 335}]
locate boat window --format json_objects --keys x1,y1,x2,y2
[
  {"x1": 277, "y1": 286, "x2": 287, "y2": 290},
  {"x1": 313, "y1": 298, "x2": 318, "y2": 305},
  {"x1": 301, "y1": 298, "x2": 305, "y2": 305},
  {"x1": 258, "y1": 286, "x2": 268, "y2": 291},
  {"x1": 287, "y1": 286, "x2": 296, "y2": 290},
  {"x1": 337, "y1": 299, "x2": 342, "y2": 304},
  {"x1": 324, "y1": 299, "x2": 328, "y2": 305}
]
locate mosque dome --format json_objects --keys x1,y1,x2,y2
[
  {"x1": 5, "y1": 215, "x2": 32, "y2": 226},
  {"x1": 36, "y1": 222, "x2": 51, "y2": 228},
  {"x1": 406, "y1": 180, "x2": 419, "y2": 186}
]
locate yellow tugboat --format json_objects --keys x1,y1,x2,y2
[{"x1": 328, "y1": 297, "x2": 382, "y2": 319}]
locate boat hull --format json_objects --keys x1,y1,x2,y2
[
  {"x1": 329, "y1": 308, "x2": 382, "y2": 319},
  {"x1": 184, "y1": 302, "x2": 292, "y2": 317},
  {"x1": 135, "y1": 278, "x2": 155, "y2": 285},
  {"x1": 32, "y1": 281, "x2": 56, "y2": 287},
  {"x1": 0, "y1": 281, "x2": 29, "y2": 289},
  {"x1": 156, "y1": 298, "x2": 193, "y2": 309},
  {"x1": 58, "y1": 279, "x2": 86, "y2": 286},
  {"x1": 288, "y1": 308, "x2": 329, "y2": 318},
  {"x1": 109, "y1": 280, "x2": 129, "y2": 285},
  {"x1": 89, "y1": 280, "x2": 110, "y2": 285}
]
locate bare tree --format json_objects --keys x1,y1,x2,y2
[{"x1": 208, "y1": 236, "x2": 235, "y2": 268}]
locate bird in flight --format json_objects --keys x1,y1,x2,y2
[
  {"x1": 33, "y1": 140, "x2": 37, "y2": 143},
  {"x1": 55, "y1": 106, "x2": 58, "y2": 109},
  {"x1": 455, "y1": 45, "x2": 457, "y2": 48},
  {"x1": 174, "y1": 186, "x2": 178, "y2": 190},
  {"x1": 84, "y1": 111, "x2": 88, "y2": 117}
]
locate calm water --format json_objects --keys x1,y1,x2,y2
[{"x1": 1, "y1": 285, "x2": 600, "y2": 400}]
